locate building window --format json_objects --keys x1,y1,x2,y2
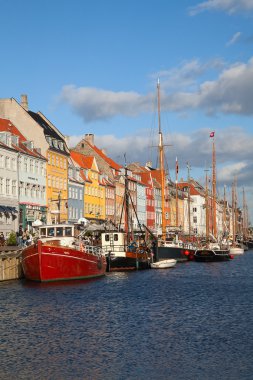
[
  {"x1": 11, "y1": 158, "x2": 17, "y2": 170},
  {"x1": 193, "y1": 207, "x2": 197, "y2": 213},
  {"x1": 24, "y1": 158, "x2": 28, "y2": 172},
  {"x1": 193, "y1": 216, "x2": 197, "y2": 223},
  {"x1": 35, "y1": 161, "x2": 39, "y2": 174},
  {"x1": 6, "y1": 179, "x2": 10, "y2": 195},
  {"x1": 0, "y1": 155, "x2": 4, "y2": 168},
  {"x1": 30, "y1": 159, "x2": 34, "y2": 173},
  {"x1": 12, "y1": 180, "x2": 17, "y2": 196},
  {"x1": 6, "y1": 157, "x2": 10, "y2": 169},
  {"x1": 0, "y1": 178, "x2": 4, "y2": 194}
]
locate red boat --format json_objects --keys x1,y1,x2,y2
[{"x1": 22, "y1": 224, "x2": 106, "y2": 282}]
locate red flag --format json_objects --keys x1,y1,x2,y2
[
  {"x1": 210, "y1": 131, "x2": 215, "y2": 138},
  {"x1": 176, "y1": 157, "x2": 179, "y2": 174}
]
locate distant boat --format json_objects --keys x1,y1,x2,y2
[
  {"x1": 194, "y1": 132, "x2": 230, "y2": 262},
  {"x1": 229, "y1": 245, "x2": 244, "y2": 255},
  {"x1": 153, "y1": 79, "x2": 195, "y2": 263},
  {"x1": 102, "y1": 230, "x2": 151, "y2": 271},
  {"x1": 22, "y1": 224, "x2": 106, "y2": 282},
  {"x1": 194, "y1": 248, "x2": 231, "y2": 262},
  {"x1": 103, "y1": 165, "x2": 151, "y2": 272},
  {"x1": 150, "y1": 259, "x2": 176, "y2": 269}
]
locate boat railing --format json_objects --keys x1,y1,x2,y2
[
  {"x1": 102, "y1": 244, "x2": 126, "y2": 253},
  {"x1": 81, "y1": 243, "x2": 104, "y2": 256}
]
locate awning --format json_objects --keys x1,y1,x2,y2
[{"x1": 0, "y1": 205, "x2": 18, "y2": 214}]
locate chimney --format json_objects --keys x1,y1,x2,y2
[
  {"x1": 84, "y1": 133, "x2": 94, "y2": 146},
  {"x1": 146, "y1": 161, "x2": 153, "y2": 168},
  {"x1": 101, "y1": 148, "x2": 107, "y2": 155},
  {"x1": 21, "y1": 94, "x2": 28, "y2": 111}
]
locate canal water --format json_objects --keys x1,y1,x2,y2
[{"x1": 0, "y1": 251, "x2": 253, "y2": 380}]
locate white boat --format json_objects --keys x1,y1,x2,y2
[
  {"x1": 150, "y1": 259, "x2": 177, "y2": 269},
  {"x1": 229, "y1": 246, "x2": 244, "y2": 255}
]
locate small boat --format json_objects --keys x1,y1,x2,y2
[
  {"x1": 102, "y1": 231, "x2": 151, "y2": 271},
  {"x1": 22, "y1": 224, "x2": 106, "y2": 282},
  {"x1": 150, "y1": 259, "x2": 177, "y2": 269},
  {"x1": 194, "y1": 248, "x2": 231, "y2": 262},
  {"x1": 229, "y1": 245, "x2": 244, "y2": 255},
  {"x1": 103, "y1": 164, "x2": 151, "y2": 272}
]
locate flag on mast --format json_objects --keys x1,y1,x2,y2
[
  {"x1": 210, "y1": 131, "x2": 215, "y2": 138},
  {"x1": 175, "y1": 157, "x2": 179, "y2": 184}
]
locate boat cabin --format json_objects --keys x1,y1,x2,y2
[
  {"x1": 101, "y1": 232, "x2": 127, "y2": 255},
  {"x1": 39, "y1": 224, "x2": 75, "y2": 238}
]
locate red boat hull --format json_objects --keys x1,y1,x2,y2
[{"x1": 22, "y1": 240, "x2": 106, "y2": 282}]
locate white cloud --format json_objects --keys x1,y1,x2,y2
[
  {"x1": 60, "y1": 57, "x2": 253, "y2": 121},
  {"x1": 60, "y1": 85, "x2": 153, "y2": 122},
  {"x1": 218, "y1": 161, "x2": 248, "y2": 181},
  {"x1": 226, "y1": 32, "x2": 242, "y2": 46},
  {"x1": 151, "y1": 59, "x2": 224, "y2": 91},
  {"x1": 189, "y1": 0, "x2": 253, "y2": 16},
  {"x1": 164, "y1": 57, "x2": 253, "y2": 115}
]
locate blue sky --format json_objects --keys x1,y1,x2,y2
[{"x1": 1, "y1": 0, "x2": 253, "y2": 220}]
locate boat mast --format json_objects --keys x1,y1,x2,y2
[
  {"x1": 187, "y1": 162, "x2": 191, "y2": 238},
  {"x1": 212, "y1": 135, "x2": 217, "y2": 238},
  {"x1": 223, "y1": 185, "x2": 227, "y2": 237},
  {"x1": 175, "y1": 157, "x2": 179, "y2": 228},
  {"x1": 205, "y1": 168, "x2": 209, "y2": 245},
  {"x1": 232, "y1": 180, "x2": 235, "y2": 245},
  {"x1": 242, "y1": 187, "x2": 248, "y2": 240},
  {"x1": 124, "y1": 162, "x2": 130, "y2": 245},
  {"x1": 157, "y1": 79, "x2": 166, "y2": 239}
]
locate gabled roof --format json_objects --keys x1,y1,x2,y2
[
  {"x1": 0, "y1": 118, "x2": 26, "y2": 142},
  {"x1": 28, "y1": 111, "x2": 62, "y2": 140},
  {"x1": 85, "y1": 140, "x2": 122, "y2": 171},
  {"x1": 70, "y1": 150, "x2": 98, "y2": 172},
  {"x1": 178, "y1": 181, "x2": 204, "y2": 197},
  {"x1": 28, "y1": 111, "x2": 69, "y2": 156},
  {"x1": 139, "y1": 172, "x2": 153, "y2": 187},
  {"x1": 0, "y1": 118, "x2": 46, "y2": 160}
]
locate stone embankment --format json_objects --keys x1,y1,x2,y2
[{"x1": 0, "y1": 246, "x2": 23, "y2": 281}]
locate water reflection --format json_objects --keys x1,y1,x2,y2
[{"x1": 0, "y1": 252, "x2": 253, "y2": 379}]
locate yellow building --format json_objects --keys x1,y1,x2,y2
[
  {"x1": 47, "y1": 150, "x2": 69, "y2": 223},
  {"x1": 28, "y1": 112, "x2": 69, "y2": 223},
  {"x1": 70, "y1": 151, "x2": 105, "y2": 221}
]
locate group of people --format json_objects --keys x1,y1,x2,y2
[{"x1": 16, "y1": 227, "x2": 32, "y2": 247}]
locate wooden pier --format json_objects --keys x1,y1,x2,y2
[{"x1": 0, "y1": 247, "x2": 23, "y2": 281}]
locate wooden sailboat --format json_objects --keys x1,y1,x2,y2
[
  {"x1": 194, "y1": 132, "x2": 231, "y2": 262},
  {"x1": 153, "y1": 79, "x2": 195, "y2": 262},
  {"x1": 229, "y1": 179, "x2": 244, "y2": 255},
  {"x1": 242, "y1": 188, "x2": 252, "y2": 249},
  {"x1": 102, "y1": 164, "x2": 151, "y2": 271}
]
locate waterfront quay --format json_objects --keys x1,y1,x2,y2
[
  {"x1": 0, "y1": 250, "x2": 253, "y2": 379},
  {"x1": 0, "y1": 246, "x2": 22, "y2": 281}
]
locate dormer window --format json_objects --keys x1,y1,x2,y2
[
  {"x1": 53, "y1": 139, "x2": 58, "y2": 148},
  {"x1": 47, "y1": 136, "x2": 52, "y2": 146},
  {"x1": 59, "y1": 141, "x2": 64, "y2": 150}
]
